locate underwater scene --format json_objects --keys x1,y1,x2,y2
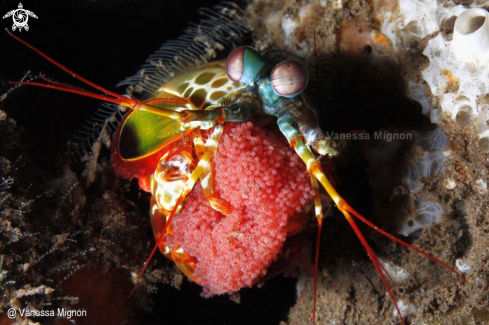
[{"x1": 0, "y1": 0, "x2": 488, "y2": 324}]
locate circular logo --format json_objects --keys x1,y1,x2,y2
[{"x1": 13, "y1": 9, "x2": 28, "y2": 28}]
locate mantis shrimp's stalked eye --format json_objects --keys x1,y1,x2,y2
[
  {"x1": 225, "y1": 47, "x2": 247, "y2": 82},
  {"x1": 271, "y1": 61, "x2": 308, "y2": 98},
  {"x1": 225, "y1": 46, "x2": 265, "y2": 84}
]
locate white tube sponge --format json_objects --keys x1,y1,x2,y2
[{"x1": 453, "y1": 9, "x2": 489, "y2": 64}]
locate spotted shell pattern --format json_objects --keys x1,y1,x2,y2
[{"x1": 154, "y1": 61, "x2": 243, "y2": 110}]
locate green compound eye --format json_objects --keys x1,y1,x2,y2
[
  {"x1": 225, "y1": 46, "x2": 265, "y2": 84},
  {"x1": 270, "y1": 61, "x2": 308, "y2": 98}
]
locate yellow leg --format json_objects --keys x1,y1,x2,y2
[
  {"x1": 194, "y1": 125, "x2": 233, "y2": 215},
  {"x1": 288, "y1": 135, "x2": 407, "y2": 324},
  {"x1": 287, "y1": 134, "x2": 468, "y2": 325}
]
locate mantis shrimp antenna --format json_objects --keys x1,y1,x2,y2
[{"x1": 5, "y1": 28, "x2": 189, "y2": 121}]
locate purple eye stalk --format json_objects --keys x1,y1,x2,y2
[
  {"x1": 226, "y1": 46, "x2": 266, "y2": 84},
  {"x1": 226, "y1": 47, "x2": 247, "y2": 82},
  {"x1": 270, "y1": 61, "x2": 308, "y2": 98}
]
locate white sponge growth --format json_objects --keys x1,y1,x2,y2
[
  {"x1": 364, "y1": 128, "x2": 447, "y2": 237},
  {"x1": 384, "y1": 1, "x2": 489, "y2": 140},
  {"x1": 399, "y1": 197, "x2": 443, "y2": 237},
  {"x1": 420, "y1": 6, "x2": 489, "y2": 139},
  {"x1": 402, "y1": 128, "x2": 448, "y2": 192},
  {"x1": 422, "y1": 30, "x2": 489, "y2": 134},
  {"x1": 398, "y1": 128, "x2": 447, "y2": 237},
  {"x1": 399, "y1": 0, "x2": 455, "y2": 38}
]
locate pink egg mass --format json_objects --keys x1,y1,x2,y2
[{"x1": 165, "y1": 121, "x2": 315, "y2": 295}]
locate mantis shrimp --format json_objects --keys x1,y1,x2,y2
[{"x1": 5, "y1": 28, "x2": 467, "y2": 325}]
